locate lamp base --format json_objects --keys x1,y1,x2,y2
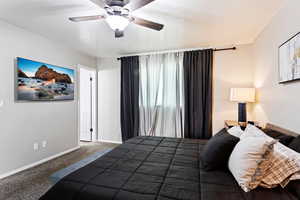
[{"x1": 238, "y1": 103, "x2": 247, "y2": 126}]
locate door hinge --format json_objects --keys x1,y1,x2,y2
[
  {"x1": 90, "y1": 77, "x2": 93, "y2": 81},
  {"x1": 90, "y1": 128, "x2": 93, "y2": 132}
]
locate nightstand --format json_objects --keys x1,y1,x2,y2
[
  {"x1": 224, "y1": 120, "x2": 239, "y2": 129},
  {"x1": 224, "y1": 120, "x2": 260, "y2": 130}
]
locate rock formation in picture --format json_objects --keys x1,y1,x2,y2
[
  {"x1": 18, "y1": 69, "x2": 28, "y2": 78},
  {"x1": 35, "y1": 65, "x2": 72, "y2": 83}
]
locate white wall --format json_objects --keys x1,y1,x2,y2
[
  {"x1": 0, "y1": 20, "x2": 96, "y2": 176},
  {"x1": 97, "y1": 58, "x2": 122, "y2": 143},
  {"x1": 252, "y1": 0, "x2": 300, "y2": 133},
  {"x1": 213, "y1": 45, "x2": 254, "y2": 133}
]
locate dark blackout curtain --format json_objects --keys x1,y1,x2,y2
[
  {"x1": 120, "y1": 56, "x2": 140, "y2": 142},
  {"x1": 183, "y1": 49, "x2": 213, "y2": 139}
]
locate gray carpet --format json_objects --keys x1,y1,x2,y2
[{"x1": 0, "y1": 142, "x2": 118, "y2": 200}]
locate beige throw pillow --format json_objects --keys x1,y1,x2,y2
[{"x1": 228, "y1": 137, "x2": 276, "y2": 192}]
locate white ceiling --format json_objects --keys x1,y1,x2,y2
[{"x1": 0, "y1": 0, "x2": 285, "y2": 57}]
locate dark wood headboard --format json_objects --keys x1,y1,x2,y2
[{"x1": 265, "y1": 123, "x2": 299, "y2": 137}]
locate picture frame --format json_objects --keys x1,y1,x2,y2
[
  {"x1": 278, "y1": 32, "x2": 300, "y2": 83},
  {"x1": 16, "y1": 57, "x2": 75, "y2": 101}
]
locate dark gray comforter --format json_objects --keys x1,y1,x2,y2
[{"x1": 40, "y1": 136, "x2": 299, "y2": 200}]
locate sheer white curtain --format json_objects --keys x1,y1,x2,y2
[{"x1": 139, "y1": 52, "x2": 184, "y2": 138}]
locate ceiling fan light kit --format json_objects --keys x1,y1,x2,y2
[
  {"x1": 106, "y1": 15, "x2": 130, "y2": 31},
  {"x1": 69, "y1": 0, "x2": 164, "y2": 38}
]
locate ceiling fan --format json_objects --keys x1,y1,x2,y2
[{"x1": 69, "y1": 0, "x2": 164, "y2": 38}]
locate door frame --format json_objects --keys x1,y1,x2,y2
[{"x1": 77, "y1": 64, "x2": 98, "y2": 143}]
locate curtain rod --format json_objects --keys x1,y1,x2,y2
[{"x1": 117, "y1": 47, "x2": 236, "y2": 60}]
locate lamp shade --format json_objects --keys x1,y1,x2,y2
[{"x1": 230, "y1": 88, "x2": 255, "y2": 103}]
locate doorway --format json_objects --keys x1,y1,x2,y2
[{"x1": 79, "y1": 65, "x2": 97, "y2": 142}]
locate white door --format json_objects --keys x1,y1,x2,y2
[{"x1": 79, "y1": 66, "x2": 96, "y2": 141}]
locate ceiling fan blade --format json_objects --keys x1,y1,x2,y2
[
  {"x1": 132, "y1": 17, "x2": 164, "y2": 31},
  {"x1": 69, "y1": 15, "x2": 105, "y2": 22},
  {"x1": 89, "y1": 0, "x2": 108, "y2": 8},
  {"x1": 126, "y1": 0, "x2": 155, "y2": 11}
]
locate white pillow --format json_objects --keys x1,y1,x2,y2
[
  {"x1": 240, "y1": 124, "x2": 268, "y2": 140},
  {"x1": 227, "y1": 126, "x2": 244, "y2": 138},
  {"x1": 290, "y1": 171, "x2": 300, "y2": 181},
  {"x1": 228, "y1": 136, "x2": 276, "y2": 192}
]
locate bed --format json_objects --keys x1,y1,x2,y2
[{"x1": 40, "y1": 124, "x2": 300, "y2": 200}]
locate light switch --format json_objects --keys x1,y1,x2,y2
[
  {"x1": 42, "y1": 141, "x2": 47, "y2": 148},
  {"x1": 0, "y1": 100, "x2": 4, "y2": 107}
]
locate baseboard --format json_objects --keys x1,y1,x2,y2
[
  {"x1": 0, "y1": 146, "x2": 80, "y2": 180},
  {"x1": 99, "y1": 139, "x2": 122, "y2": 144}
]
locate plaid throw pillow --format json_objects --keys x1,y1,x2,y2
[
  {"x1": 260, "y1": 142, "x2": 300, "y2": 188},
  {"x1": 239, "y1": 125, "x2": 300, "y2": 189}
]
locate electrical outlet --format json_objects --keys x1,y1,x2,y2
[
  {"x1": 42, "y1": 141, "x2": 47, "y2": 148},
  {"x1": 0, "y1": 100, "x2": 4, "y2": 108},
  {"x1": 33, "y1": 143, "x2": 39, "y2": 151}
]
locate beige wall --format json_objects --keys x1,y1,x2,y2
[
  {"x1": 213, "y1": 45, "x2": 254, "y2": 133},
  {"x1": 252, "y1": 0, "x2": 300, "y2": 133}
]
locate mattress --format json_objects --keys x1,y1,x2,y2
[{"x1": 40, "y1": 136, "x2": 299, "y2": 200}]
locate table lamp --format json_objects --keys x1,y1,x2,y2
[{"x1": 230, "y1": 88, "x2": 255, "y2": 126}]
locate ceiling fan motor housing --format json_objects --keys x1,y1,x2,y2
[
  {"x1": 105, "y1": 0, "x2": 130, "y2": 7},
  {"x1": 105, "y1": 1, "x2": 130, "y2": 16}
]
